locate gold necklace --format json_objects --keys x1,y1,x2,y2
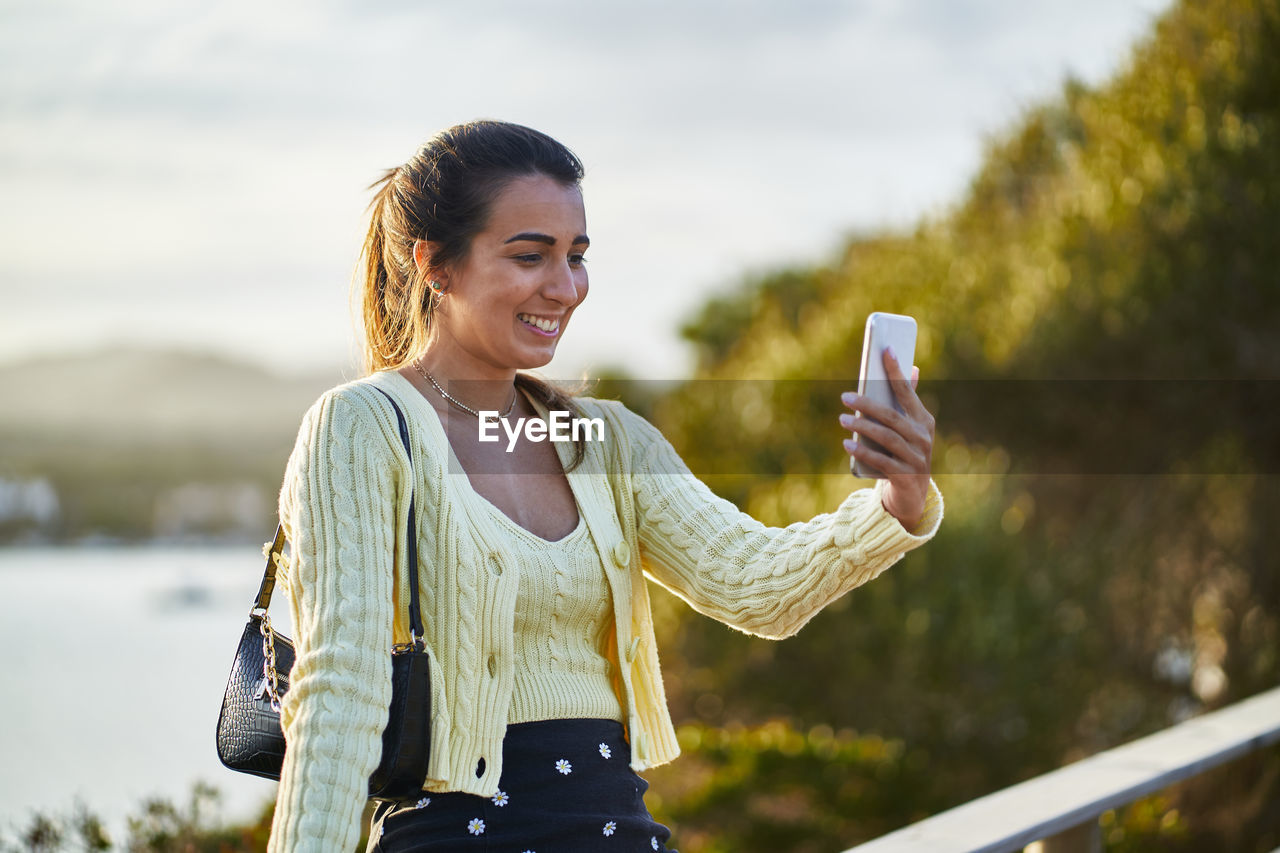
[{"x1": 412, "y1": 360, "x2": 517, "y2": 419}]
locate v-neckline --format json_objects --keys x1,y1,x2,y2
[
  {"x1": 480, "y1": 501, "x2": 587, "y2": 546},
  {"x1": 381, "y1": 369, "x2": 585, "y2": 544}
]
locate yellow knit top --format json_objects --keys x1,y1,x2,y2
[
  {"x1": 266, "y1": 369, "x2": 944, "y2": 852},
  {"x1": 498, "y1": 509, "x2": 624, "y2": 724}
]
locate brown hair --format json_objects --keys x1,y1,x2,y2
[{"x1": 356, "y1": 120, "x2": 590, "y2": 469}]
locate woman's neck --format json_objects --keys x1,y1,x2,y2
[{"x1": 414, "y1": 349, "x2": 520, "y2": 417}]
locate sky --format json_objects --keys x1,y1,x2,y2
[{"x1": 1, "y1": 0, "x2": 1172, "y2": 381}]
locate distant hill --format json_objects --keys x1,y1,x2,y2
[
  {"x1": 0, "y1": 346, "x2": 352, "y2": 544},
  {"x1": 0, "y1": 345, "x2": 348, "y2": 443}
]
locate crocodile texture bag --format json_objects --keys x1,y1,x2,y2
[{"x1": 215, "y1": 388, "x2": 432, "y2": 801}]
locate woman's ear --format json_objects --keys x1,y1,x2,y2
[
  {"x1": 412, "y1": 239, "x2": 431, "y2": 274},
  {"x1": 414, "y1": 239, "x2": 450, "y2": 292}
]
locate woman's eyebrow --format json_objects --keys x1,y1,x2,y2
[{"x1": 504, "y1": 232, "x2": 590, "y2": 246}]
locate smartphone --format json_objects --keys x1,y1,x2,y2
[{"x1": 851, "y1": 312, "x2": 918, "y2": 479}]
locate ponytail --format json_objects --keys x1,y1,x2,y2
[{"x1": 356, "y1": 167, "x2": 439, "y2": 374}]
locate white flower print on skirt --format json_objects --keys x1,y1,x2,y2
[{"x1": 366, "y1": 719, "x2": 676, "y2": 852}]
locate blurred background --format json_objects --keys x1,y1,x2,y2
[{"x1": 2, "y1": 0, "x2": 1278, "y2": 850}]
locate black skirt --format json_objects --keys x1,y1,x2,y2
[{"x1": 367, "y1": 718, "x2": 677, "y2": 852}]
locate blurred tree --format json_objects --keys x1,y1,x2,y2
[{"x1": 647, "y1": 0, "x2": 1280, "y2": 849}]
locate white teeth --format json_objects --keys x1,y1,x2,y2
[{"x1": 518, "y1": 313, "x2": 559, "y2": 332}]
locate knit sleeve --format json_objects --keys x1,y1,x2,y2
[
  {"x1": 618, "y1": 404, "x2": 943, "y2": 641},
  {"x1": 267, "y1": 389, "x2": 400, "y2": 853}
]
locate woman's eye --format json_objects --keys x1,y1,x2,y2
[
  {"x1": 515, "y1": 253, "x2": 541, "y2": 264},
  {"x1": 570, "y1": 254, "x2": 587, "y2": 266}
]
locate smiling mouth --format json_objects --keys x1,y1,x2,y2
[{"x1": 517, "y1": 313, "x2": 560, "y2": 334}]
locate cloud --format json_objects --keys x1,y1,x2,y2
[{"x1": 0, "y1": 0, "x2": 1172, "y2": 377}]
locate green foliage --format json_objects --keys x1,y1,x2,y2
[
  {"x1": 645, "y1": 721, "x2": 942, "y2": 853},
  {"x1": 632, "y1": 0, "x2": 1280, "y2": 849},
  {"x1": 680, "y1": 268, "x2": 829, "y2": 371},
  {"x1": 3, "y1": 785, "x2": 232, "y2": 853},
  {"x1": 0, "y1": 785, "x2": 376, "y2": 853}
]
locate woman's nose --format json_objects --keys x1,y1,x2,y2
[{"x1": 544, "y1": 260, "x2": 583, "y2": 304}]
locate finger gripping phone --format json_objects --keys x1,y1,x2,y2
[{"x1": 852, "y1": 312, "x2": 918, "y2": 479}]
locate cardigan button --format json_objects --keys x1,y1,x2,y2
[
  {"x1": 612, "y1": 540, "x2": 631, "y2": 568},
  {"x1": 488, "y1": 553, "x2": 503, "y2": 576},
  {"x1": 487, "y1": 654, "x2": 497, "y2": 677},
  {"x1": 627, "y1": 637, "x2": 641, "y2": 663}
]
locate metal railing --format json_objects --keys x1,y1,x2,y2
[{"x1": 842, "y1": 686, "x2": 1280, "y2": 853}]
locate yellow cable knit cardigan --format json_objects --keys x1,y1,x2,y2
[{"x1": 267, "y1": 369, "x2": 944, "y2": 852}]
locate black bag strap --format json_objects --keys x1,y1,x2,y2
[
  {"x1": 373, "y1": 387, "x2": 425, "y2": 647},
  {"x1": 254, "y1": 386, "x2": 424, "y2": 648}
]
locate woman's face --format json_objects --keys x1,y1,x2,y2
[{"x1": 432, "y1": 173, "x2": 589, "y2": 374}]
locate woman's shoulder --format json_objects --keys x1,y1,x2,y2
[
  {"x1": 301, "y1": 369, "x2": 398, "y2": 406},
  {"x1": 572, "y1": 394, "x2": 642, "y2": 428},
  {"x1": 570, "y1": 394, "x2": 668, "y2": 450},
  {"x1": 290, "y1": 370, "x2": 431, "y2": 458},
  {"x1": 298, "y1": 369, "x2": 427, "y2": 422}
]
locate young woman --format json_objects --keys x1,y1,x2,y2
[{"x1": 266, "y1": 120, "x2": 942, "y2": 852}]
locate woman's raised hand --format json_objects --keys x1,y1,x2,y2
[{"x1": 838, "y1": 347, "x2": 936, "y2": 531}]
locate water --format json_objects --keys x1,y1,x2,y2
[{"x1": 0, "y1": 546, "x2": 292, "y2": 842}]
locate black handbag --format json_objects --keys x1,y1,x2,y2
[{"x1": 216, "y1": 387, "x2": 431, "y2": 801}]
